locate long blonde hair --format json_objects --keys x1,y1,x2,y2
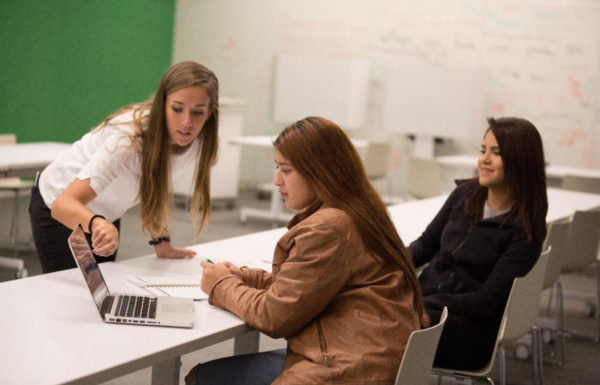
[
  {"x1": 274, "y1": 117, "x2": 428, "y2": 327},
  {"x1": 100, "y1": 61, "x2": 219, "y2": 238}
]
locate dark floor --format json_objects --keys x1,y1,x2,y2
[{"x1": 1, "y1": 191, "x2": 599, "y2": 384}]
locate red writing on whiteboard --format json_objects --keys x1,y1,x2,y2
[
  {"x1": 568, "y1": 76, "x2": 583, "y2": 99},
  {"x1": 559, "y1": 130, "x2": 587, "y2": 147}
]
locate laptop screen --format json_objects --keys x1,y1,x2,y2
[{"x1": 68, "y1": 224, "x2": 110, "y2": 311}]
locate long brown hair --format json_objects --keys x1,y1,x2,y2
[
  {"x1": 99, "y1": 61, "x2": 219, "y2": 238},
  {"x1": 274, "y1": 117, "x2": 427, "y2": 326},
  {"x1": 465, "y1": 117, "x2": 548, "y2": 244}
]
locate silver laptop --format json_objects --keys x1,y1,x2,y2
[{"x1": 68, "y1": 224, "x2": 195, "y2": 328}]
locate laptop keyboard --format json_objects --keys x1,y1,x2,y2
[{"x1": 115, "y1": 295, "x2": 157, "y2": 319}]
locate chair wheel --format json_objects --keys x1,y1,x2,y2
[
  {"x1": 15, "y1": 268, "x2": 28, "y2": 279},
  {"x1": 583, "y1": 301, "x2": 596, "y2": 317},
  {"x1": 542, "y1": 328, "x2": 555, "y2": 344},
  {"x1": 515, "y1": 344, "x2": 530, "y2": 360}
]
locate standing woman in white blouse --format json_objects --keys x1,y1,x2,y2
[{"x1": 29, "y1": 61, "x2": 219, "y2": 273}]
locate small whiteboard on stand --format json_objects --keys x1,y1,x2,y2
[
  {"x1": 272, "y1": 54, "x2": 370, "y2": 129},
  {"x1": 383, "y1": 63, "x2": 484, "y2": 158}
]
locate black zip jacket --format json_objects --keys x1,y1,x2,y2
[{"x1": 409, "y1": 181, "x2": 543, "y2": 323}]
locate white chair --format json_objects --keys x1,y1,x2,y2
[
  {"x1": 394, "y1": 306, "x2": 447, "y2": 385},
  {"x1": 408, "y1": 157, "x2": 442, "y2": 199},
  {"x1": 537, "y1": 218, "x2": 572, "y2": 366},
  {"x1": 0, "y1": 134, "x2": 31, "y2": 278},
  {"x1": 434, "y1": 249, "x2": 550, "y2": 385},
  {"x1": 561, "y1": 175, "x2": 600, "y2": 194},
  {"x1": 560, "y1": 209, "x2": 600, "y2": 342},
  {"x1": 363, "y1": 141, "x2": 393, "y2": 200}
]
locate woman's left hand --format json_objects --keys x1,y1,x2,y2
[
  {"x1": 200, "y1": 260, "x2": 233, "y2": 295},
  {"x1": 154, "y1": 242, "x2": 196, "y2": 259}
]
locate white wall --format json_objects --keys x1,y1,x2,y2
[{"x1": 172, "y1": 0, "x2": 600, "y2": 190}]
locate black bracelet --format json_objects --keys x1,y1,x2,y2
[
  {"x1": 88, "y1": 214, "x2": 106, "y2": 233},
  {"x1": 149, "y1": 236, "x2": 170, "y2": 246}
]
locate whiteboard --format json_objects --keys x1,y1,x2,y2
[
  {"x1": 383, "y1": 64, "x2": 485, "y2": 139},
  {"x1": 173, "y1": 0, "x2": 600, "y2": 172},
  {"x1": 272, "y1": 54, "x2": 370, "y2": 129}
]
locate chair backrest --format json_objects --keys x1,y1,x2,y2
[
  {"x1": 394, "y1": 307, "x2": 448, "y2": 385},
  {"x1": 408, "y1": 157, "x2": 442, "y2": 199},
  {"x1": 542, "y1": 218, "x2": 572, "y2": 289},
  {"x1": 561, "y1": 209, "x2": 600, "y2": 271},
  {"x1": 431, "y1": 250, "x2": 549, "y2": 379},
  {"x1": 364, "y1": 141, "x2": 391, "y2": 180},
  {"x1": 0, "y1": 133, "x2": 17, "y2": 145},
  {"x1": 499, "y1": 248, "x2": 550, "y2": 344},
  {"x1": 561, "y1": 175, "x2": 600, "y2": 194}
]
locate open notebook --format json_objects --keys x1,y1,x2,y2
[{"x1": 129, "y1": 275, "x2": 207, "y2": 301}]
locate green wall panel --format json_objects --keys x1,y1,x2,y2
[{"x1": 1, "y1": 0, "x2": 175, "y2": 143}]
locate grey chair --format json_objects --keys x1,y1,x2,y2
[
  {"x1": 561, "y1": 174, "x2": 600, "y2": 194},
  {"x1": 538, "y1": 218, "x2": 572, "y2": 365},
  {"x1": 408, "y1": 157, "x2": 442, "y2": 199},
  {"x1": 394, "y1": 307, "x2": 447, "y2": 385},
  {"x1": 560, "y1": 209, "x2": 600, "y2": 342},
  {"x1": 434, "y1": 248, "x2": 550, "y2": 385},
  {"x1": 363, "y1": 141, "x2": 393, "y2": 200},
  {"x1": 0, "y1": 134, "x2": 31, "y2": 278}
]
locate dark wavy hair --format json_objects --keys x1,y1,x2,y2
[
  {"x1": 274, "y1": 116, "x2": 427, "y2": 326},
  {"x1": 465, "y1": 117, "x2": 548, "y2": 244}
]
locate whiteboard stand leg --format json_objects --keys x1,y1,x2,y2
[{"x1": 413, "y1": 135, "x2": 435, "y2": 159}]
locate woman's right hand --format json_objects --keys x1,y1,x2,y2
[
  {"x1": 221, "y1": 261, "x2": 242, "y2": 278},
  {"x1": 90, "y1": 218, "x2": 119, "y2": 256}
]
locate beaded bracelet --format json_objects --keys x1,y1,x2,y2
[{"x1": 149, "y1": 236, "x2": 171, "y2": 246}]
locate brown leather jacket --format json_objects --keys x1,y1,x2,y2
[{"x1": 207, "y1": 207, "x2": 420, "y2": 384}]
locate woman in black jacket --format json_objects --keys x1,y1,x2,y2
[{"x1": 409, "y1": 117, "x2": 548, "y2": 370}]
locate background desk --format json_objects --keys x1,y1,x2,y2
[
  {"x1": 388, "y1": 187, "x2": 600, "y2": 245},
  {"x1": 436, "y1": 155, "x2": 600, "y2": 184},
  {"x1": 0, "y1": 142, "x2": 71, "y2": 177},
  {"x1": 228, "y1": 135, "x2": 292, "y2": 224},
  {"x1": 229, "y1": 135, "x2": 368, "y2": 225}
]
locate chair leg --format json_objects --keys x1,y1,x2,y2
[
  {"x1": 498, "y1": 346, "x2": 506, "y2": 385},
  {"x1": 532, "y1": 326, "x2": 544, "y2": 385},
  {"x1": 556, "y1": 280, "x2": 565, "y2": 365},
  {"x1": 10, "y1": 188, "x2": 21, "y2": 246},
  {"x1": 595, "y1": 262, "x2": 600, "y2": 343},
  {"x1": 545, "y1": 283, "x2": 555, "y2": 316}
]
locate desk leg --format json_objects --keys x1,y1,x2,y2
[
  {"x1": 239, "y1": 175, "x2": 293, "y2": 225},
  {"x1": 151, "y1": 355, "x2": 181, "y2": 385},
  {"x1": 234, "y1": 329, "x2": 260, "y2": 355}
]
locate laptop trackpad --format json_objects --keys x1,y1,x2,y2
[{"x1": 162, "y1": 302, "x2": 193, "y2": 313}]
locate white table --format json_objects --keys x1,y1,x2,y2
[
  {"x1": 229, "y1": 135, "x2": 368, "y2": 225},
  {"x1": 2, "y1": 187, "x2": 598, "y2": 385},
  {"x1": 388, "y1": 188, "x2": 600, "y2": 246},
  {"x1": 0, "y1": 261, "x2": 258, "y2": 385},
  {"x1": 0, "y1": 142, "x2": 71, "y2": 177},
  {"x1": 436, "y1": 155, "x2": 600, "y2": 180}
]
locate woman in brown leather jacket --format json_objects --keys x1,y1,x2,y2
[{"x1": 187, "y1": 117, "x2": 427, "y2": 385}]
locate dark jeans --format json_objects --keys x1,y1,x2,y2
[
  {"x1": 186, "y1": 348, "x2": 286, "y2": 385},
  {"x1": 29, "y1": 182, "x2": 120, "y2": 274},
  {"x1": 428, "y1": 305, "x2": 499, "y2": 371}
]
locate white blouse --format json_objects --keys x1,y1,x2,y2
[{"x1": 39, "y1": 109, "x2": 200, "y2": 222}]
